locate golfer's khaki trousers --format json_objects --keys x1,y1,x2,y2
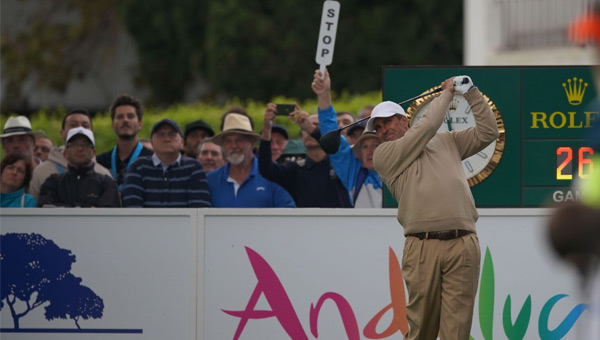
[{"x1": 402, "y1": 233, "x2": 481, "y2": 340}]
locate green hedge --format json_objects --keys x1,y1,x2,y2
[{"x1": 1, "y1": 92, "x2": 381, "y2": 155}]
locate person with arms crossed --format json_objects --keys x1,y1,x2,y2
[
  {"x1": 370, "y1": 76, "x2": 499, "y2": 340},
  {"x1": 38, "y1": 127, "x2": 120, "y2": 207},
  {"x1": 29, "y1": 108, "x2": 112, "y2": 199},
  {"x1": 207, "y1": 113, "x2": 295, "y2": 208},
  {"x1": 96, "y1": 94, "x2": 153, "y2": 193}
]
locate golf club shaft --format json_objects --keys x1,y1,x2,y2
[{"x1": 338, "y1": 87, "x2": 443, "y2": 132}]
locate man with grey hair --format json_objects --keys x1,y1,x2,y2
[
  {"x1": 207, "y1": 113, "x2": 295, "y2": 207},
  {"x1": 198, "y1": 137, "x2": 225, "y2": 172}
]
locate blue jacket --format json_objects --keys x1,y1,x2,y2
[
  {"x1": 258, "y1": 139, "x2": 352, "y2": 208},
  {"x1": 207, "y1": 157, "x2": 296, "y2": 208},
  {"x1": 1, "y1": 188, "x2": 37, "y2": 208},
  {"x1": 318, "y1": 105, "x2": 383, "y2": 208}
]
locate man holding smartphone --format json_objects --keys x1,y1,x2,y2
[{"x1": 258, "y1": 103, "x2": 352, "y2": 208}]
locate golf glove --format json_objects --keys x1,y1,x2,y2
[{"x1": 453, "y1": 75, "x2": 474, "y2": 94}]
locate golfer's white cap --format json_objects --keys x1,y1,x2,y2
[{"x1": 366, "y1": 101, "x2": 406, "y2": 132}]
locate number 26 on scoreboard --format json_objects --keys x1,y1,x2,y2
[{"x1": 556, "y1": 146, "x2": 595, "y2": 180}]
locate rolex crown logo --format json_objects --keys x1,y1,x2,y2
[
  {"x1": 448, "y1": 98, "x2": 459, "y2": 111},
  {"x1": 562, "y1": 77, "x2": 588, "y2": 106}
]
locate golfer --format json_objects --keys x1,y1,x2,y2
[{"x1": 369, "y1": 76, "x2": 499, "y2": 340}]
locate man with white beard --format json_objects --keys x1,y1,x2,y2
[{"x1": 207, "y1": 113, "x2": 295, "y2": 207}]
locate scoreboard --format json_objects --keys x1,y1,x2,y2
[{"x1": 382, "y1": 66, "x2": 598, "y2": 208}]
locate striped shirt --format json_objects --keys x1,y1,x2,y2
[{"x1": 122, "y1": 154, "x2": 211, "y2": 207}]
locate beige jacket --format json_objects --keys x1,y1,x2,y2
[
  {"x1": 29, "y1": 146, "x2": 112, "y2": 199},
  {"x1": 373, "y1": 88, "x2": 499, "y2": 235}
]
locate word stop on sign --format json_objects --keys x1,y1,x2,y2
[{"x1": 315, "y1": 1, "x2": 340, "y2": 73}]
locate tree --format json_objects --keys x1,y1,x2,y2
[
  {"x1": 42, "y1": 274, "x2": 104, "y2": 329},
  {"x1": 203, "y1": 0, "x2": 463, "y2": 101},
  {"x1": 0, "y1": 233, "x2": 104, "y2": 329}
]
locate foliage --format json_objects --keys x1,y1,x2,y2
[
  {"x1": 204, "y1": 0, "x2": 462, "y2": 101},
  {"x1": 0, "y1": 233, "x2": 104, "y2": 329},
  {"x1": 1, "y1": 0, "x2": 122, "y2": 112},
  {"x1": 1, "y1": 92, "x2": 382, "y2": 155},
  {"x1": 121, "y1": 0, "x2": 208, "y2": 105},
  {"x1": 1, "y1": 0, "x2": 461, "y2": 112}
]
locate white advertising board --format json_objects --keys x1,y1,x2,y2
[
  {"x1": 202, "y1": 209, "x2": 589, "y2": 340},
  {"x1": 0, "y1": 208, "x2": 590, "y2": 340},
  {"x1": 0, "y1": 209, "x2": 197, "y2": 340}
]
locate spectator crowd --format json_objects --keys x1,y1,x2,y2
[{"x1": 0, "y1": 70, "x2": 379, "y2": 209}]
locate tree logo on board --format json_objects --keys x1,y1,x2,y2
[{"x1": 0, "y1": 233, "x2": 104, "y2": 330}]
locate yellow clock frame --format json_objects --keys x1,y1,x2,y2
[{"x1": 406, "y1": 85, "x2": 506, "y2": 187}]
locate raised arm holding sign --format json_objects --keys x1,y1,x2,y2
[{"x1": 315, "y1": 1, "x2": 340, "y2": 77}]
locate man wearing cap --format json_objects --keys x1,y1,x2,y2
[
  {"x1": 37, "y1": 127, "x2": 120, "y2": 207},
  {"x1": 268, "y1": 123, "x2": 288, "y2": 162},
  {"x1": 312, "y1": 69, "x2": 383, "y2": 208},
  {"x1": 122, "y1": 119, "x2": 211, "y2": 208},
  {"x1": 0, "y1": 115, "x2": 43, "y2": 168},
  {"x1": 259, "y1": 103, "x2": 351, "y2": 207},
  {"x1": 370, "y1": 76, "x2": 498, "y2": 340},
  {"x1": 198, "y1": 137, "x2": 225, "y2": 172},
  {"x1": 96, "y1": 94, "x2": 153, "y2": 193},
  {"x1": 207, "y1": 113, "x2": 295, "y2": 208},
  {"x1": 346, "y1": 121, "x2": 367, "y2": 146},
  {"x1": 183, "y1": 120, "x2": 215, "y2": 159},
  {"x1": 29, "y1": 108, "x2": 112, "y2": 200}
]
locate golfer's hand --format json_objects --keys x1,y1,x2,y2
[
  {"x1": 453, "y1": 75, "x2": 474, "y2": 94},
  {"x1": 441, "y1": 77, "x2": 455, "y2": 94}
]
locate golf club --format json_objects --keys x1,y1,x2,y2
[{"x1": 319, "y1": 87, "x2": 443, "y2": 154}]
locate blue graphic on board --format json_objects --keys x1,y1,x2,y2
[{"x1": 0, "y1": 233, "x2": 142, "y2": 334}]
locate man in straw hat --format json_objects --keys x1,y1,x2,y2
[
  {"x1": 207, "y1": 112, "x2": 295, "y2": 207},
  {"x1": 0, "y1": 115, "x2": 43, "y2": 168}
]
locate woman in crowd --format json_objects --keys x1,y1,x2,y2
[{"x1": 1, "y1": 154, "x2": 37, "y2": 207}]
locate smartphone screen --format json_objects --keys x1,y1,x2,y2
[{"x1": 275, "y1": 104, "x2": 295, "y2": 116}]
